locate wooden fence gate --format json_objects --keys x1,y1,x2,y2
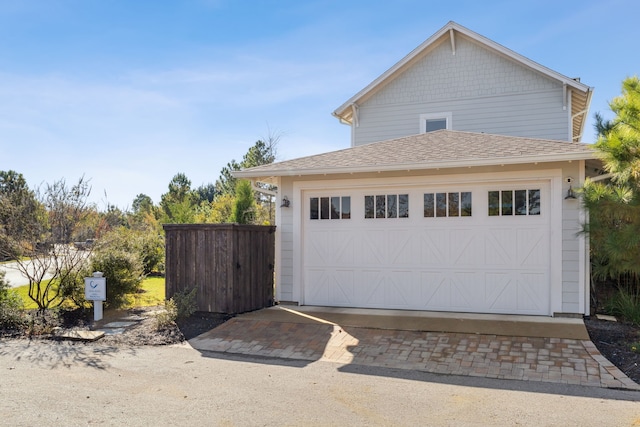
[{"x1": 163, "y1": 224, "x2": 276, "y2": 314}]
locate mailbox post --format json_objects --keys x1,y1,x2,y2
[{"x1": 84, "y1": 272, "x2": 106, "y2": 321}]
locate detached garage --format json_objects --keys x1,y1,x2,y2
[
  {"x1": 235, "y1": 131, "x2": 598, "y2": 317},
  {"x1": 234, "y1": 22, "x2": 599, "y2": 317}
]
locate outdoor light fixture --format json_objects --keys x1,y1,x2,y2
[
  {"x1": 565, "y1": 186, "x2": 577, "y2": 199},
  {"x1": 565, "y1": 177, "x2": 577, "y2": 200},
  {"x1": 280, "y1": 196, "x2": 290, "y2": 208}
]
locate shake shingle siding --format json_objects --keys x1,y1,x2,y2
[{"x1": 352, "y1": 36, "x2": 570, "y2": 146}]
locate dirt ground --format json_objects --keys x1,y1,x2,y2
[
  {"x1": 2, "y1": 307, "x2": 640, "y2": 385},
  {"x1": 584, "y1": 317, "x2": 640, "y2": 383},
  {"x1": 99, "y1": 309, "x2": 229, "y2": 346},
  {"x1": 0, "y1": 306, "x2": 228, "y2": 346}
]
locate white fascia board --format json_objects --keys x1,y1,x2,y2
[{"x1": 233, "y1": 152, "x2": 597, "y2": 179}]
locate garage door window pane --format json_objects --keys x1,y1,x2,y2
[
  {"x1": 330, "y1": 197, "x2": 340, "y2": 219},
  {"x1": 515, "y1": 190, "x2": 527, "y2": 215},
  {"x1": 501, "y1": 191, "x2": 513, "y2": 216},
  {"x1": 387, "y1": 195, "x2": 397, "y2": 218},
  {"x1": 376, "y1": 195, "x2": 386, "y2": 218},
  {"x1": 448, "y1": 193, "x2": 459, "y2": 217},
  {"x1": 461, "y1": 192, "x2": 472, "y2": 216},
  {"x1": 488, "y1": 191, "x2": 499, "y2": 216},
  {"x1": 488, "y1": 189, "x2": 541, "y2": 216},
  {"x1": 399, "y1": 194, "x2": 409, "y2": 218},
  {"x1": 436, "y1": 193, "x2": 447, "y2": 217},
  {"x1": 342, "y1": 197, "x2": 351, "y2": 219},
  {"x1": 310, "y1": 198, "x2": 319, "y2": 220},
  {"x1": 320, "y1": 197, "x2": 330, "y2": 219},
  {"x1": 529, "y1": 189, "x2": 541, "y2": 215},
  {"x1": 424, "y1": 193, "x2": 434, "y2": 217},
  {"x1": 365, "y1": 196, "x2": 374, "y2": 218}
]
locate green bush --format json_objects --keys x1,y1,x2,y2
[
  {"x1": 605, "y1": 287, "x2": 640, "y2": 325},
  {"x1": 0, "y1": 270, "x2": 25, "y2": 330},
  {"x1": 173, "y1": 287, "x2": 197, "y2": 319},
  {"x1": 138, "y1": 230, "x2": 165, "y2": 275},
  {"x1": 91, "y1": 249, "x2": 144, "y2": 308},
  {"x1": 58, "y1": 269, "x2": 88, "y2": 308},
  {"x1": 97, "y1": 227, "x2": 165, "y2": 276},
  {"x1": 155, "y1": 298, "x2": 178, "y2": 330}
]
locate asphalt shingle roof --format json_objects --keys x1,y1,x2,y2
[{"x1": 235, "y1": 130, "x2": 596, "y2": 178}]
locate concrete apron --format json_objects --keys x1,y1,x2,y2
[
  {"x1": 189, "y1": 305, "x2": 640, "y2": 390},
  {"x1": 238, "y1": 305, "x2": 590, "y2": 340}
]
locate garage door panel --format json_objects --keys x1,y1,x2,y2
[
  {"x1": 486, "y1": 272, "x2": 517, "y2": 310},
  {"x1": 383, "y1": 271, "x2": 414, "y2": 308},
  {"x1": 420, "y1": 229, "x2": 448, "y2": 265},
  {"x1": 449, "y1": 229, "x2": 482, "y2": 266},
  {"x1": 389, "y1": 230, "x2": 418, "y2": 264},
  {"x1": 360, "y1": 270, "x2": 385, "y2": 306},
  {"x1": 359, "y1": 229, "x2": 387, "y2": 265},
  {"x1": 484, "y1": 228, "x2": 515, "y2": 266},
  {"x1": 306, "y1": 269, "x2": 329, "y2": 305},
  {"x1": 304, "y1": 182, "x2": 551, "y2": 315},
  {"x1": 331, "y1": 270, "x2": 355, "y2": 304},
  {"x1": 336, "y1": 233, "x2": 356, "y2": 266},
  {"x1": 306, "y1": 231, "x2": 328, "y2": 264},
  {"x1": 307, "y1": 230, "x2": 356, "y2": 266},
  {"x1": 516, "y1": 228, "x2": 548, "y2": 267},
  {"x1": 451, "y1": 272, "x2": 480, "y2": 309},
  {"x1": 420, "y1": 271, "x2": 449, "y2": 308},
  {"x1": 516, "y1": 272, "x2": 548, "y2": 312}
]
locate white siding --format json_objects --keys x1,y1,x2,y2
[
  {"x1": 353, "y1": 36, "x2": 568, "y2": 145},
  {"x1": 277, "y1": 179, "x2": 295, "y2": 302},
  {"x1": 560, "y1": 162, "x2": 583, "y2": 313}
]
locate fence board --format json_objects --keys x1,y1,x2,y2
[{"x1": 164, "y1": 224, "x2": 275, "y2": 314}]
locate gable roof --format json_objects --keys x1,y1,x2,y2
[
  {"x1": 234, "y1": 130, "x2": 596, "y2": 179},
  {"x1": 333, "y1": 21, "x2": 593, "y2": 142}
]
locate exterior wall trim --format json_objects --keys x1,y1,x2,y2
[
  {"x1": 578, "y1": 160, "x2": 588, "y2": 314},
  {"x1": 274, "y1": 177, "x2": 283, "y2": 303}
]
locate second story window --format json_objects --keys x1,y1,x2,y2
[{"x1": 420, "y1": 112, "x2": 452, "y2": 133}]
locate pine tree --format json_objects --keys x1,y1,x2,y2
[
  {"x1": 231, "y1": 180, "x2": 256, "y2": 224},
  {"x1": 583, "y1": 76, "x2": 640, "y2": 287}
]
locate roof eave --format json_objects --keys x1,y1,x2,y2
[
  {"x1": 233, "y1": 151, "x2": 597, "y2": 179},
  {"x1": 576, "y1": 87, "x2": 594, "y2": 141}
]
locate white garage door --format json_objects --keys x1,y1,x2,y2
[{"x1": 303, "y1": 182, "x2": 551, "y2": 315}]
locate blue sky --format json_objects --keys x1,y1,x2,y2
[{"x1": 1, "y1": 0, "x2": 638, "y2": 208}]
